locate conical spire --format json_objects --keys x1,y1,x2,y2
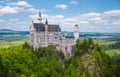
[
  {"x1": 32, "y1": 20, "x2": 34, "y2": 24},
  {"x1": 45, "y1": 18, "x2": 48, "y2": 25},
  {"x1": 38, "y1": 11, "x2": 41, "y2": 17},
  {"x1": 37, "y1": 11, "x2": 42, "y2": 23}
]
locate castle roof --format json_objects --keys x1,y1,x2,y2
[
  {"x1": 33, "y1": 23, "x2": 45, "y2": 31},
  {"x1": 33, "y1": 23, "x2": 61, "y2": 32},
  {"x1": 48, "y1": 25, "x2": 61, "y2": 32}
]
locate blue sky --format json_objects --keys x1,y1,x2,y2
[{"x1": 0, "y1": 0, "x2": 120, "y2": 32}]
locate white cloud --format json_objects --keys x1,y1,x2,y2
[
  {"x1": 89, "y1": 17, "x2": 102, "y2": 21},
  {"x1": 27, "y1": 8, "x2": 38, "y2": 13},
  {"x1": 55, "y1": 4, "x2": 68, "y2": 10},
  {"x1": 79, "y1": 21, "x2": 89, "y2": 24},
  {"x1": 29, "y1": 14, "x2": 39, "y2": 20},
  {"x1": 9, "y1": 18, "x2": 18, "y2": 22},
  {"x1": 16, "y1": 1, "x2": 32, "y2": 7},
  {"x1": 81, "y1": 12, "x2": 101, "y2": 18},
  {"x1": 0, "y1": 6, "x2": 23, "y2": 16},
  {"x1": 71, "y1": 1, "x2": 78, "y2": 5},
  {"x1": 27, "y1": 8, "x2": 47, "y2": 13},
  {"x1": 0, "y1": 19, "x2": 5, "y2": 22},
  {"x1": 80, "y1": 12, "x2": 102, "y2": 21},
  {"x1": 0, "y1": 8, "x2": 120, "y2": 32},
  {"x1": 103, "y1": 10, "x2": 120, "y2": 17},
  {"x1": 112, "y1": 20, "x2": 120, "y2": 25},
  {"x1": 7, "y1": 1, "x2": 32, "y2": 7},
  {"x1": 65, "y1": 18, "x2": 76, "y2": 22},
  {"x1": 40, "y1": 9, "x2": 48, "y2": 13},
  {"x1": 56, "y1": 15, "x2": 64, "y2": 19},
  {"x1": 0, "y1": 19, "x2": 30, "y2": 31}
]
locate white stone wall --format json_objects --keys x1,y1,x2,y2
[
  {"x1": 47, "y1": 32, "x2": 60, "y2": 45},
  {"x1": 30, "y1": 24, "x2": 79, "y2": 56},
  {"x1": 56, "y1": 37, "x2": 74, "y2": 56},
  {"x1": 74, "y1": 25, "x2": 79, "y2": 43}
]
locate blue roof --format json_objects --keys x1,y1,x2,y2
[{"x1": 33, "y1": 23, "x2": 61, "y2": 32}]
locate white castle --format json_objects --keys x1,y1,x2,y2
[{"x1": 30, "y1": 12, "x2": 79, "y2": 56}]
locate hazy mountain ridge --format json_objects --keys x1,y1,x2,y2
[
  {"x1": 0, "y1": 29, "x2": 120, "y2": 38},
  {"x1": 0, "y1": 29, "x2": 13, "y2": 32},
  {"x1": 0, "y1": 29, "x2": 29, "y2": 37}
]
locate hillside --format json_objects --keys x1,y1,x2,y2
[
  {"x1": 0, "y1": 29, "x2": 29, "y2": 37},
  {"x1": 0, "y1": 39, "x2": 117, "y2": 77},
  {"x1": 0, "y1": 29, "x2": 13, "y2": 32}
]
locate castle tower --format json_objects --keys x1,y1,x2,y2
[
  {"x1": 37, "y1": 11, "x2": 42, "y2": 23},
  {"x1": 64, "y1": 31, "x2": 67, "y2": 36},
  {"x1": 45, "y1": 18, "x2": 48, "y2": 46},
  {"x1": 74, "y1": 24, "x2": 79, "y2": 43}
]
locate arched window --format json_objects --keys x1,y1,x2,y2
[
  {"x1": 65, "y1": 47, "x2": 67, "y2": 52},
  {"x1": 31, "y1": 33, "x2": 34, "y2": 42}
]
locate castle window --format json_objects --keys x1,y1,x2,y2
[
  {"x1": 55, "y1": 37, "x2": 57, "y2": 39},
  {"x1": 31, "y1": 33, "x2": 34, "y2": 42},
  {"x1": 65, "y1": 47, "x2": 67, "y2": 52}
]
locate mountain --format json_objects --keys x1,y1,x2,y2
[
  {"x1": 0, "y1": 29, "x2": 13, "y2": 32},
  {"x1": 0, "y1": 29, "x2": 30, "y2": 37}
]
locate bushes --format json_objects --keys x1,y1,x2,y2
[
  {"x1": 73, "y1": 38, "x2": 116, "y2": 77},
  {"x1": 0, "y1": 55, "x2": 9, "y2": 77},
  {"x1": 0, "y1": 43, "x2": 64, "y2": 77},
  {"x1": 0, "y1": 40, "x2": 117, "y2": 77},
  {"x1": 74, "y1": 38, "x2": 96, "y2": 57}
]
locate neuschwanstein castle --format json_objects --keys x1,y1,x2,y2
[{"x1": 30, "y1": 12, "x2": 79, "y2": 56}]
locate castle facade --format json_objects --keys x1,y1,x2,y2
[{"x1": 30, "y1": 12, "x2": 79, "y2": 56}]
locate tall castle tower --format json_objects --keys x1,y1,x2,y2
[
  {"x1": 45, "y1": 19, "x2": 48, "y2": 47},
  {"x1": 74, "y1": 24, "x2": 79, "y2": 43},
  {"x1": 37, "y1": 11, "x2": 42, "y2": 23}
]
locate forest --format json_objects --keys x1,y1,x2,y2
[{"x1": 0, "y1": 38, "x2": 119, "y2": 77}]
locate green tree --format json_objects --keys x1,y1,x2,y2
[{"x1": 0, "y1": 55, "x2": 9, "y2": 77}]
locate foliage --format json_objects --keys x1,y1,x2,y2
[
  {"x1": 105, "y1": 49, "x2": 120, "y2": 56},
  {"x1": 112, "y1": 54, "x2": 120, "y2": 77},
  {"x1": 0, "y1": 39, "x2": 118, "y2": 77},
  {"x1": 108, "y1": 41, "x2": 120, "y2": 49},
  {"x1": 0, "y1": 55, "x2": 9, "y2": 77},
  {"x1": 73, "y1": 38, "x2": 116, "y2": 77},
  {"x1": 0, "y1": 43, "x2": 64, "y2": 77}
]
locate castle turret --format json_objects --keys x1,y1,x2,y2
[
  {"x1": 45, "y1": 18, "x2": 48, "y2": 25},
  {"x1": 45, "y1": 18, "x2": 48, "y2": 46},
  {"x1": 64, "y1": 31, "x2": 67, "y2": 36},
  {"x1": 37, "y1": 11, "x2": 42, "y2": 23},
  {"x1": 45, "y1": 18, "x2": 48, "y2": 29},
  {"x1": 74, "y1": 24, "x2": 79, "y2": 43}
]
